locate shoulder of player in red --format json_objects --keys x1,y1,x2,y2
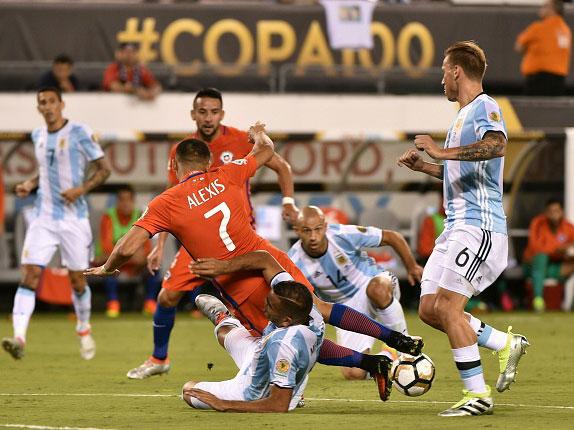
[{"x1": 158, "y1": 154, "x2": 258, "y2": 207}]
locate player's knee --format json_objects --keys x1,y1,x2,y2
[
  {"x1": 181, "y1": 380, "x2": 198, "y2": 407},
  {"x1": 433, "y1": 295, "x2": 458, "y2": 326},
  {"x1": 418, "y1": 301, "x2": 434, "y2": 324},
  {"x1": 68, "y1": 271, "x2": 85, "y2": 290},
  {"x1": 367, "y1": 278, "x2": 393, "y2": 308},
  {"x1": 21, "y1": 265, "x2": 42, "y2": 289},
  {"x1": 341, "y1": 367, "x2": 367, "y2": 380},
  {"x1": 157, "y1": 289, "x2": 179, "y2": 307}
]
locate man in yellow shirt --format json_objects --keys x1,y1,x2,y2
[{"x1": 515, "y1": 0, "x2": 571, "y2": 96}]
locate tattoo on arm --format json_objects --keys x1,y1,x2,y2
[
  {"x1": 456, "y1": 131, "x2": 506, "y2": 161},
  {"x1": 83, "y1": 158, "x2": 111, "y2": 192},
  {"x1": 422, "y1": 163, "x2": 444, "y2": 180}
]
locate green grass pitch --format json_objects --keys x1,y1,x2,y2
[{"x1": 1, "y1": 312, "x2": 573, "y2": 430}]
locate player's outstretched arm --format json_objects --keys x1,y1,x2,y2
[
  {"x1": 85, "y1": 226, "x2": 150, "y2": 276},
  {"x1": 189, "y1": 250, "x2": 285, "y2": 285},
  {"x1": 380, "y1": 230, "x2": 423, "y2": 286},
  {"x1": 184, "y1": 385, "x2": 292, "y2": 413}
]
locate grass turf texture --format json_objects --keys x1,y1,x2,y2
[{"x1": 1, "y1": 312, "x2": 573, "y2": 430}]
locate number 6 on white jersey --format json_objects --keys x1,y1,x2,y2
[{"x1": 204, "y1": 202, "x2": 236, "y2": 251}]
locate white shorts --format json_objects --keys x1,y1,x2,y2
[
  {"x1": 21, "y1": 217, "x2": 93, "y2": 271},
  {"x1": 336, "y1": 271, "x2": 400, "y2": 353},
  {"x1": 188, "y1": 326, "x2": 306, "y2": 411},
  {"x1": 420, "y1": 225, "x2": 508, "y2": 298}
]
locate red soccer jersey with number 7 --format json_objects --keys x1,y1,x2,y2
[{"x1": 136, "y1": 155, "x2": 265, "y2": 260}]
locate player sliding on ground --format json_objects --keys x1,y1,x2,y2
[
  {"x1": 182, "y1": 266, "x2": 322, "y2": 412},
  {"x1": 398, "y1": 41, "x2": 529, "y2": 417},
  {"x1": 86, "y1": 123, "x2": 423, "y2": 401}
]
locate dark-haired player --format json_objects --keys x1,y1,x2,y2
[
  {"x1": 127, "y1": 88, "x2": 299, "y2": 379},
  {"x1": 2, "y1": 87, "x2": 110, "y2": 361}
]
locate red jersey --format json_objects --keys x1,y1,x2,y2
[
  {"x1": 136, "y1": 155, "x2": 308, "y2": 306},
  {"x1": 139, "y1": 155, "x2": 261, "y2": 257},
  {"x1": 167, "y1": 125, "x2": 255, "y2": 223},
  {"x1": 167, "y1": 126, "x2": 253, "y2": 186}
]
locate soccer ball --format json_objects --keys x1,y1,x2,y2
[{"x1": 391, "y1": 353, "x2": 435, "y2": 397}]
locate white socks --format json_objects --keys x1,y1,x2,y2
[
  {"x1": 467, "y1": 313, "x2": 507, "y2": 352},
  {"x1": 377, "y1": 298, "x2": 408, "y2": 335},
  {"x1": 72, "y1": 286, "x2": 92, "y2": 334},
  {"x1": 12, "y1": 286, "x2": 36, "y2": 342},
  {"x1": 452, "y1": 344, "x2": 487, "y2": 394}
]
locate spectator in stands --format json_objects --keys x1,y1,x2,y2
[
  {"x1": 95, "y1": 185, "x2": 160, "y2": 317},
  {"x1": 523, "y1": 199, "x2": 574, "y2": 312},
  {"x1": 38, "y1": 54, "x2": 79, "y2": 93},
  {"x1": 515, "y1": 0, "x2": 571, "y2": 96},
  {"x1": 102, "y1": 42, "x2": 161, "y2": 101}
]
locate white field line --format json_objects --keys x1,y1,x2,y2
[
  {"x1": 0, "y1": 425, "x2": 115, "y2": 430},
  {"x1": 0, "y1": 392, "x2": 573, "y2": 411}
]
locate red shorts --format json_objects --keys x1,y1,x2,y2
[
  {"x1": 212, "y1": 243, "x2": 313, "y2": 335},
  {"x1": 162, "y1": 242, "x2": 313, "y2": 335},
  {"x1": 162, "y1": 247, "x2": 205, "y2": 292}
]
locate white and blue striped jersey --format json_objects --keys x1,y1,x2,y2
[
  {"x1": 31, "y1": 121, "x2": 104, "y2": 220},
  {"x1": 288, "y1": 223, "x2": 383, "y2": 302},
  {"x1": 443, "y1": 93, "x2": 507, "y2": 234},
  {"x1": 240, "y1": 272, "x2": 324, "y2": 404}
]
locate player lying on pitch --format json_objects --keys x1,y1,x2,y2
[{"x1": 182, "y1": 261, "x2": 322, "y2": 412}]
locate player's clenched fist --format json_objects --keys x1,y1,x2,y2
[
  {"x1": 414, "y1": 134, "x2": 444, "y2": 160},
  {"x1": 248, "y1": 121, "x2": 274, "y2": 149},
  {"x1": 397, "y1": 149, "x2": 425, "y2": 171}
]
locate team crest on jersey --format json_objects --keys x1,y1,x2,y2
[
  {"x1": 275, "y1": 359, "x2": 290, "y2": 374},
  {"x1": 455, "y1": 118, "x2": 463, "y2": 129},
  {"x1": 489, "y1": 111, "x2": 501, "y2": 122},
  {"x1": 356, "y1": 226, "x2": 367, "y2": 233},
  {"x1": 59, "y1": 138, "x2": 67, "y2": 150},
  {"x1": 335, "y1": 254, "x2": 347, "y2": 265},
  {"x1": 220, "y1": 151, "x2": 234, "y2": 164}
]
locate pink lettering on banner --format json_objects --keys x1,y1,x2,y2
[
  {"x1": 351, "y1": 141, "x2": 381, "y2": 176},
  {"x1": 107, "y1": 141, "x2": 136, "y2": 175},
  {"x1": 282, "y1": 142, "x2": 315, "y2": 176},
  {"x1": 322, "y1": 141, "x2": 346, "y2": 175}
]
